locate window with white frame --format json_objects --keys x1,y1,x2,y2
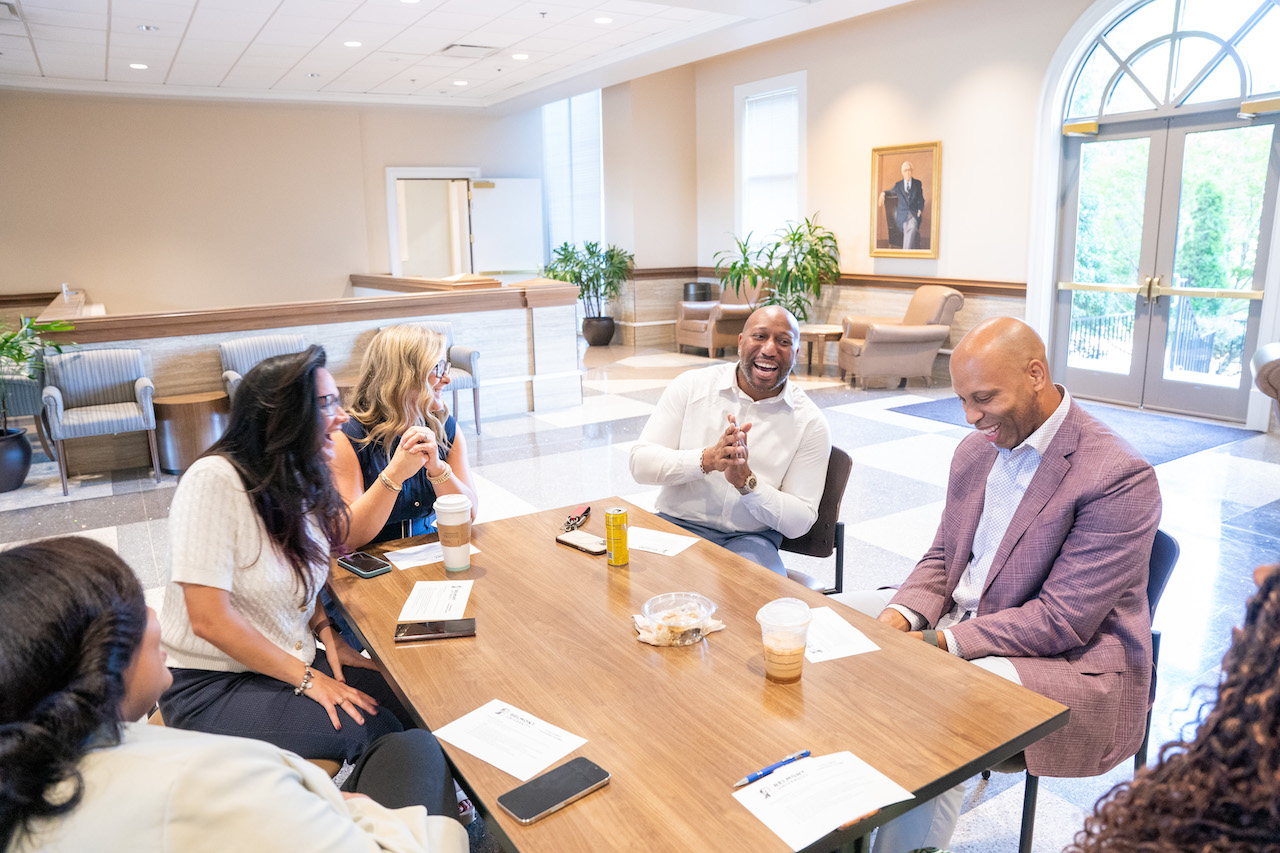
[
  {"x1": 735, "y1": 72, "x2": 806, "y2": 246},
  {"x1": 542, "y1": 90, "x2": 603, "y2": 253}
]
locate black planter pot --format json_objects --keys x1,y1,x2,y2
[
  {"x1": 0, "y1": 428, "x2": 33, "y2": 493},
  {"x1": 582, "y1": 316, "x2": 616, "y2": 347}
]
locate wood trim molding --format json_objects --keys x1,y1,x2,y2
[
  {"x1": 42, "y1": 284, "x2": 578, "y2": 345},
  {"x1": 631, "y1": 267, "x2": 705, "y2": 280},
  {"x1": 679, "y1": 267, "x2": 1025, "y2": 298},
  {"x1": 835, "y1": 272, "x2": 1026, "y2": 297},
  {"x1": 0, "y1": 291, "x2": 59, "y2": 308}
]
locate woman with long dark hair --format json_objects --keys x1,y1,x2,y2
[
  {"x1": 158, "y1": 346, "x2": 411, "y2": 762},
  {"x1": 1064, "y1": 564, "x2": 1280, "y2": 851},
  {"x1": 0, "y1": 537, "x2": 465, "y2": 852}
]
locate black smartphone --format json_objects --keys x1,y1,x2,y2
[
  {"x1": 393, "y1": 618, "x2": 477, "y2": 642},
  {"x1": 337, "y1": 551, "x2": 392, "y2": 579},
  {"x1": 497, "y1": 757, "x2": 610, "y2": 825}
]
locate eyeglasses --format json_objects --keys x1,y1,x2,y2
[
  {"x1": 317, "y1": 394, "x2": 341, "y2": 414},
  {"x1": 431, "y1": 359, "x2": 450, "y2": 379}
]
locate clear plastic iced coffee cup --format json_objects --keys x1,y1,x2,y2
[{"x1": 756, "y1": 598, "x2": 812, "y2": 683}]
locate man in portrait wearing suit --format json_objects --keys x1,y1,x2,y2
[
  {"x1": 891, "y1": 160, "x2": 926, "y2": 249},
  {"x1": 834, "y1": 317, "x2": 1161, "y2": 852}
]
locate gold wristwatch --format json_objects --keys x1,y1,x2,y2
[{"x1": 736, "y1": 474, "x2": 757, "y2": 496}]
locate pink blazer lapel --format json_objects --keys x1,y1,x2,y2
[{"x1": 980, "y1": 404, "x2": 1084, "y2": 597}]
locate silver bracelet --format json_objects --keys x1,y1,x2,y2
[{"x1": 294, "y1": 664, "x2": 313, "y2": 696}]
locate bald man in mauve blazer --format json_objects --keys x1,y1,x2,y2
[{"x1": 836, "y1": 317, "x2": 1160, "y2": 853}]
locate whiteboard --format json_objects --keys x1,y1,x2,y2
[{"x1": 470, "y1": 178, "x2": 544, "y2": 278}]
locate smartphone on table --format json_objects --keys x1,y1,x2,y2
[
  {"x1": 337, "y1": 551, "x2": 392, "y2": 578},
  {"x1": 497, "y1": 757, "x2": 611, "y2": 825},
  {"x1": 393, "y1": 618, "x2": 477, "y2": 642}
]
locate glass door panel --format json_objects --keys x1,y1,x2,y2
[
  {"x1": 1140, "y1": 120, "x2": 1276, "y2": 418},
  {"x1": 1065, "y1": 137, "x2": 1151, "y2": 375}
]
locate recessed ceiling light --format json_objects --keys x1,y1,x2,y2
[
  {"x1": 512, "y1": 53, "x2": 529, "y2": 60},
  {"x1": 594, "y1": 17, "x2": 613, "y2": 24},
  {"x1": 129, "y1": 63, "x2": 148, "y2": 70},
  {"x1": 137, "y1": 24, "x2": 159, "y2": 32},
  {"x1": 453, "y1": 80, "x2": 468, "y2": 86},
  {"x1": 305, "y1": 72, "x2": 320, "y2": 78},
  {"x1": 344, "y1": 41, "x2": 361, "y2": 47}
]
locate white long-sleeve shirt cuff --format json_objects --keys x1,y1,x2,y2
[{"x1": 888, "y1": 604, "x2": 926, "y2": 631}]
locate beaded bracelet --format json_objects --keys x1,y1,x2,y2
[{"x1": 294, "y1": 664, "x2": 313, "y2": 696}]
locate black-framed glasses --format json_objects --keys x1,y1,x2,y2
[
  {"x1": 317, "y1": 394, "x2": 341, "y2": 414},
  {"x1": 431, "y1": 359, "x2": 450, "y2": 378}
]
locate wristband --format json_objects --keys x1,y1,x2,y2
[
  {"x1": 427, "y1": 465, "x2": 452, "y2": 485},
  {"x1": 378, "y1": 470, "x2": 402, "y2": 493},
  {"x1": 294, "y1": 664, "x2": 314, "y2": 696},
  {"x1": 312, "y1": 618, "x2": 338, "y2": 640},
  {"x1": 920, "y1": 630, "x2": 940, "y2": 648}
]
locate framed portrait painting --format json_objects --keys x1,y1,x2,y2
[{"x1": 870, "y1": 141, "x2": 940, "y2": 258}]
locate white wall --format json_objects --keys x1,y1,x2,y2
[
  {"x1": 693, "y1": 0, "x2": 1094, "y2": 284},
  {"x1": 0, "y1": 92, "x2": 543, "y2": 314}
]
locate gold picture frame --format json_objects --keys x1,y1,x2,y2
[{"x1": 870, "y1": 141, "x2": 941, "y2": 258}]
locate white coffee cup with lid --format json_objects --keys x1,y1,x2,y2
[{"x1": 434, "y1": 493, "x2": 472, "y2": 572}]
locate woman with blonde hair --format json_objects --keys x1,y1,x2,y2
[{"x1": 331, "y1": 324, "x2": 478, "y2": 549}]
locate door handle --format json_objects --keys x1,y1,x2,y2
[
  {"x1": 1150, "y1": 275, "x2": 1163, "y2": 305},
  {"x1": 1142, "y1": 275, "x2": 1153, "y2": 304}
]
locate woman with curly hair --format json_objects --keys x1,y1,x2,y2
[
  {"x1": 1065, "y1": 562, "x2": 1280, "y2": 852},
  {"x1": 330, "y1": 324, "x2": 477, "y2": 550},
  {"x1": 0, "y1": 537, "x2": 465, "y2": 852},
  {"x1": 158, "y1": 346, "x2": 414, "y2": 764}
]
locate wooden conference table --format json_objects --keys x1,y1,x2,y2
[{"x1": 327, "y1": 499, "x2": 1068, "y2": 853}]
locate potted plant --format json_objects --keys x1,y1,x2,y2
[
  {"x1": 714, "y1": 217, "x2": 841, "y2": 322},
  {"x1": 0, "y1": 316, "x2": 72, "y2": 492},
  {"x1": 760, "y1": 216, "x2": 841, "y2": 322},
  {"x1": 545, "y1": 241, "x2": 635, "y2": 346},
  {"x1": 712, "y1": 233, "x2": 768, "y2": 309}
]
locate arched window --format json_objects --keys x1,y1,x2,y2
[{"x1": 1066, "y1": 0, "x2": 1280, "y2": 121}]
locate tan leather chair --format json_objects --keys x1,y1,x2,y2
[
  {"x1": 837, "y1": 285, "x2": 964, "y2": 388},
  {"x1": 1251, "y1": 342, "x2": 1280, "y2": 417},
  {"x1": 676, "y1": 283, "x2": 765, "y2": 357}
]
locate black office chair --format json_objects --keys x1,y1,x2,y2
[
  {"x1": 783, "y1": 446, "x2": 852, "y2": 595},
  {"x1": 985, "y1": 529, "x2": 1180, "y2": 853}
]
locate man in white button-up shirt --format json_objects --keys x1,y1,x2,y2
[
  {"x1": 629, "y1": 306, "x2": 831, "y2": 575},
  {"x1": 836, "y1": 317, "x2": 1160, "y2": 853}
]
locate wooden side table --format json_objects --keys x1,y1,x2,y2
[
  {"x1": 154, "y1": 391, "x2": 230, "y2": 474},
  {"x1": 797, "y1": 324, "x2": 844, "y2": 375}
]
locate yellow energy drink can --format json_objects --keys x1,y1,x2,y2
[{"x1": 605, "y1": 507, "x2": 629, "y2": 566}]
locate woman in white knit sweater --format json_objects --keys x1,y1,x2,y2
[
  {"x1": 1, "y1": 536, "x2": 466, "y2": 853},
  {"x1": 157, "y1": 346, "x2": 420, "y2": 764}
]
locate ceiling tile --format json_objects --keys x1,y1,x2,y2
[{"x1": 28, "y1": 23, "x2": 106, "y2": 44}]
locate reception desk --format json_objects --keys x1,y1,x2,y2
[{"x1": 41, "y1": 280, "x2": 581, "y2": 476}]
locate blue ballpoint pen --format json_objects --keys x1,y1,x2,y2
[{"x1": 733, "y1": 750, "x2": 811, "y2": 787}]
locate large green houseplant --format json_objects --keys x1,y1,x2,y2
[
  {"x1": 713, "y1": 216, "x2": 841, "y2": 322},
  {"x1": 0, "y1": 316, "x2": 72, "y2": 492},
  {"x1": 545, "y1": 241, "x2": 635, "y2": 346}
]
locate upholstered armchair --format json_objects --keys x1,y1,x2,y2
[
  {"x1": 676, "y1": 282, "x2": 765, "y2": 357},
  {"x1": 220, "y1": 334, "x2": 307, "y2": 404},
  {"x1": 42, "y1": 348, "x2": 160, "y2": 495},
  {"x1": 0, "y1": 368, "x2": 54, "y2": 459},
  {"x1": 1251, "y1": 342, "x2": 1280, "y2": 417},
  {"x1": 410, "y1": 321, "x2": 481, "y2": 434},
  {"x1": 837, "y1": 284, "x2": 964, "y2": 388}
]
